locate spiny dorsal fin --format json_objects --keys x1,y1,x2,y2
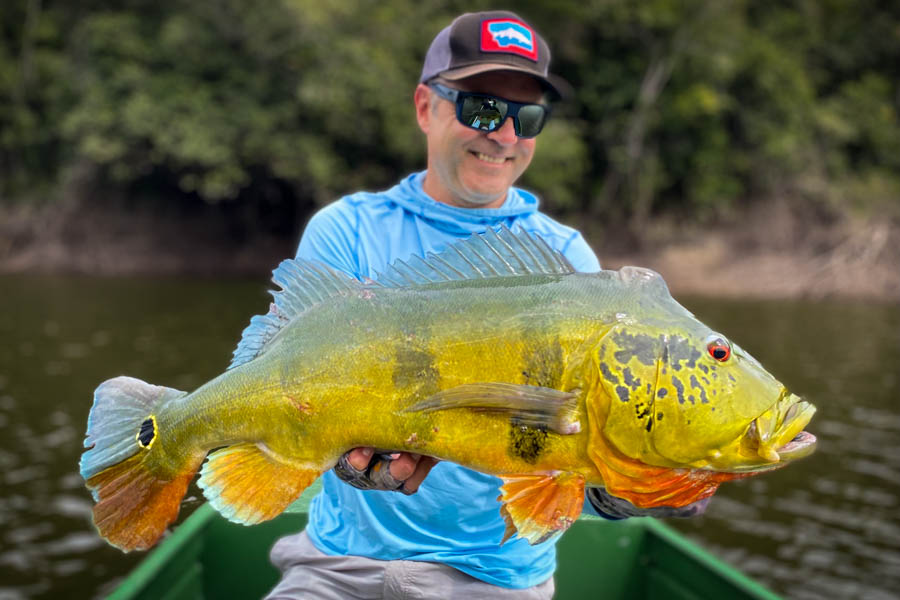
[
  {"x1": 229, "y1": 259, "x2": 361, "y2": 369},
  {"x1": 375, "y1": 225, "x2": 575, "y2": 288},
  {"x1": 230, "y1": 228, "x2": 574, "y2": 368}
]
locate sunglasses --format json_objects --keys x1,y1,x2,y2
[{"x1": 428, "y1": 82, "x2": 550, "y2": 138}]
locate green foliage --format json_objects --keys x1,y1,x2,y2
[{"x1": 1, "y1": 0, "x2": 897, "y2": 225}]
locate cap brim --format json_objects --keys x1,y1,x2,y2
[{"x1": 438, "y1": 63, "x2": 571, "y2": 101}]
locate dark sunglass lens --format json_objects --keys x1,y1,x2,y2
[
  {"x1": 460, "y1": 96, "x2": 507, "y2": 132},
  {"x1": 514, "y1": 105, "x2": 547, "y2": 137}
]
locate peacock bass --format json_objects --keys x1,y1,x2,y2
[{"x1": 80, "y1": 227, "x2": 817, "y2": 552}]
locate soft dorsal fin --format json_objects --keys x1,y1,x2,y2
[
  {"x1": 229, "y1": 259, "x2": 361, "y2": 369},
  {"x1": 375, "y1": 225, "x2": 575, "y2": 287}
]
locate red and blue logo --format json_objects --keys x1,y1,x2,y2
[{"x1": 480, "y1": 19, "x2": 538, "y2": 62}]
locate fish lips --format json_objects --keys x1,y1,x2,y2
[
  {"x1": 733, "y1": 394, "x2": 818, "y2": 472},
  {"x1": 776, "y1": 430, "x2": 818, "y2": 460}
]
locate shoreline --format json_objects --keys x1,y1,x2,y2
[{"x1": 2, "y1": 203, "x2": 898, "y2": 302}]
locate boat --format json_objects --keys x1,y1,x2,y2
[{"x1": 107, "y1": 482, "x2": 780, "y2": 599}]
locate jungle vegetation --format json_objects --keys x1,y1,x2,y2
[{"x1": 1, "y1": 0, "x2": 898, "y2": 239}]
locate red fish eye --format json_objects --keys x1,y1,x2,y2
[{"x1": 707, "y1": 338, "x2": 731, "y2": 361}]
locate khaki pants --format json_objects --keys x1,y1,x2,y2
[{"x1": 265, "y1": 531, "x2": 555, "y2": 600}]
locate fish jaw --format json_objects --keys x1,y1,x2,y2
[{"x1": 704, "y1": 391, "x2": 817, "y2": 473}]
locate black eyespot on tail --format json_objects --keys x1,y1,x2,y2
[{"x1": 137, "y1": 416, "x2": 157, "y2": 448}]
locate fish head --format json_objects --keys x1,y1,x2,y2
[{"x1": 589, "y1": 268, "x2": 817, "y2": 475}]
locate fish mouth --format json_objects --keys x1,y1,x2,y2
[{"x1": 732, "y1": 390, "x2": 817, "y2": 472}]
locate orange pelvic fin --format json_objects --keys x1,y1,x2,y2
[
  {"x1": 498, "y1": 471, "x2": 585, "y2": 545},
  {"x1": 198, "y1": 443, "x2": 320, "y2": 525},
  {"x1": 86, "y1": 453, "x2": 199, "y2": 552}
]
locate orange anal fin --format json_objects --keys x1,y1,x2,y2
[
  {"x1": 197, "y1": 443, "x2": 320, "y2": 525},
  {"x1": 87, "y1": 453, "x2": 197, "y2": 552},
  {"x1": 498, "y1": 471, "x2": 585, "y2": 545}
]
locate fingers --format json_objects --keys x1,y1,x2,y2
[
  {"x1": 334, "y1": 448, "x2": 440, "y2": 494},
  {"x1": 388, "y1": 452, "x2": 420, "y2": 481},
  {"x1": 400, "y1": 456, "x2": 439, "y2": 495},
  {"x1": 586, "y1": 486, "x2": 711, "y2": 519},
  {"x1": 347, "y1": 447, "x2": 375, "y2": 470},
  {"x1": 661, "y1": 496, "x2": 711, "y2": 518}
]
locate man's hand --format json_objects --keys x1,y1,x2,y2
[
  {"x1": 333, "y1": 447, "x2": 439, "y2": 494},
  {"x1": 587, "y1": 486, "x2": 711, "y2": 519}
]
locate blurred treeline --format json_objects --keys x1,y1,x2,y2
[{"x1": 1, "y1": 0, "x2": 898, "y2": 234}]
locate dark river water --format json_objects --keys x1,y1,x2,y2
[{"x1": 0, "y1": 274, "x2": 897, "y2": 599}]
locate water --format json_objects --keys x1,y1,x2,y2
[
  {"x1": 0, "y1": 275, "x2": 897, "y2": 599},
  {"x1": 671, "y1": 297, "x2": 900, "y2": 600}
]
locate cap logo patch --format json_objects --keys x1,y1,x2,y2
[{"x1": 481, "y1": 19, "x2": 538, "y2": 62}]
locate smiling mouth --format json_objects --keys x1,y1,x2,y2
[{"x1": 472, "y1": 151, "x2": 508, "y2": 165}]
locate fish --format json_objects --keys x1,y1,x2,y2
[
  {"x1": 79, "y1": 226, "x2": 817, "y2": 552},
  {"x1": 489, "y1": 26, "x2": 534, "y2": 49}
]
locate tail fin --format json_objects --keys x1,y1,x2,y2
[{"x1": 80, "y1": 376, "x2": 200, "y2": 552}]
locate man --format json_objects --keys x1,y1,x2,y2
[{"x1": 266, "y1": 11, "x2": 704, "y2": 600}]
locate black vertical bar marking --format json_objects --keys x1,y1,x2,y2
[{"x1": 508, "y1": 420, "x2": 549, "y2": 465}]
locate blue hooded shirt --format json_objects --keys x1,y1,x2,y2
[{"x1": 295, "y1": 172, "x2": 600, "y2": 589}]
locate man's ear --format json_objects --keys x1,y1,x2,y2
[{"x1": 414, "y1": 84, "x2": 432, "y2": 134}]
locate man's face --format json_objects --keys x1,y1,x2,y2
[{"x1": 415, "y1": 71, "x2": 545, "y2": 209}]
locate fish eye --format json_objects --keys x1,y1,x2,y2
[{"x1": 706, "y1": 335, "x2": 731, "y2": 362}]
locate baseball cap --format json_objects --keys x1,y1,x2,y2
[{"x1": 419, "y1": 11, "x2": 570, "y2": 100}]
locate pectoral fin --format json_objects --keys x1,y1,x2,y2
[
  {"x1": 198, "y1": 443, "x2": 320, "y2": 525},
  {"x1": 406, "y1": 383, "x2": 581, "y2": 434},
  {"x1": 498, "y1": 471, "x2": 585, "y2": 545}
]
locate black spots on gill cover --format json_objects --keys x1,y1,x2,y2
[
  {"x1": 611, "y1": 331, "x2": 659, "y2": 367},
  {"x1": 616, "y1": 385, "x2": 630, "y2": 403},
  {"x1": 600, "y1": 363, "x2": 619, "y2": 385},
  {"x1": 672, "y1": 377, "x2": 686, "y2": 404},
  {"x1": 634, "y1": 402, "x2": 652, "y2": 432},
  {"x1": 690, "y1": 374, "x2": 709, "y2": 404},
  {"x1": 665, "y1": 336, "x2": 702, "y2": 372},
  {"x1": 657, "y1": 388, "x2": 668, "y2": 398},
  {"x1": 622, "y1": 367, "x2": 641, "y2": 391},
  {"x1": 137, "y1": 417, "x2": 156, "y2": 448},
  {"x1": 509, "y1": 420, "x2": 548, "y2": 465}
]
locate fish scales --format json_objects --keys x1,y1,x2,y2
[
  {"x1": 79, "y1": 227, "x2": 817, "y2": 552},
  {"x1": 232, "y1": 273, "x2": 603, "y2": 474}
]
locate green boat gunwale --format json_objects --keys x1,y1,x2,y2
[{"x1": 107, "y1": 482, "x2": 781, "y2": 600}]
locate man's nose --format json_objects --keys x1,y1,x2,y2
[{"x1": 486, "y1": 117, "x2": 518, "y2": 145}]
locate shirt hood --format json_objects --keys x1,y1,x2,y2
[{"x1": 390, "y1": 171, "x2": 540, "y2": 235}]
